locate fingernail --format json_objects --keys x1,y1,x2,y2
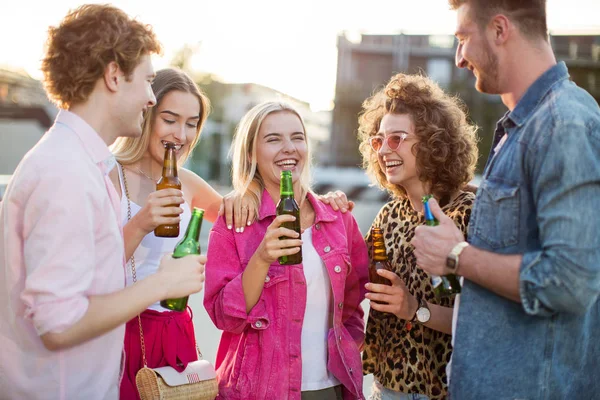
[
  {"x1": 228, "y1": 225, "x2": 232, "y2": 230},
  {"x1": 341, "y1": 208, "x2": 347, "y2": 212},
  {"x1": 240, "y1": 227, "x2": 244, "y2": 233},
  {"x1": 247, "y1": 221, "x2": 252, "y2": 226},
  {"x1": 235, "y1": 227, "x2": 240, "y2": 233}
]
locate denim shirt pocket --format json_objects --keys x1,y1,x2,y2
[{"x1": 473, "y1": 178, "x2": 521, "y2": 249}]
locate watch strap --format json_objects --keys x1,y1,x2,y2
[
  {"x1": 447, "y1": 241, "x2": 469, "y2": 271},
  {"x1": 410, "y1": 295, "x2": 422, "y2": 323}
]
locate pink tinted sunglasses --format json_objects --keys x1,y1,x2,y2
[{"x1": 369, "y1": 133, "x2": 408, "y2": 152}]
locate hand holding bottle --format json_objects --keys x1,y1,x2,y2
[
  {"x1": 365, "y1": 270, "x2": 418, "y2": 320},
  {"x1": 253, "y1": 215, "x2": 303, "y2": 266},
  {"x1": 414, "y1": 197, "x2": 465, "y2": 275},
  {"x1": 157, "y1": 254, "x2": 206, "y2": 300},
  {"x1": 130, "y1": 189, "x2": 184, "y2": 235}
]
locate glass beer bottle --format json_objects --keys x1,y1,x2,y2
[
  {"x1": 422, "y1": 195, "x2": 461, "y2": 298},
  {"x1": 154, "y1": 142, "x2": 181, "y2": 237},
  {"x1": 276, "y1": 170, "x2": 302, "y2": 265},
  {"x1": 369, "y1": 227, "x2": 392, "y2": 286},
  {"x1": 161, "y1": 207, "x2": 204, "y2": 311}
]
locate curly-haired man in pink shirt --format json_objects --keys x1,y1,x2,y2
[{"x1": 0, "y1": 5, "x2": 206, "y2": 399}]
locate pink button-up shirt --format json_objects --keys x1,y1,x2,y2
[
  {"x1": 204, "y1": 190, "x2": 369, "y2": 400},
  {"x1": 0, "y1": 110, "x2": 125, "y2": 399}
]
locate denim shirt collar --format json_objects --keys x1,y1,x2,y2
[
  {"x1": 258, "y1": 189, "x2": 337, "y2": 223},
  {"x1": 507, "y1": 62, "x2": 569, "y2": 128}
]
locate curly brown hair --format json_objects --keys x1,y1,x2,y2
[
  {"x1": 358, "y1": 73, "x2": 478, "y2": 200},
  {"x1": 41, "y1": 4, "x2": 162, "y2": 109}
]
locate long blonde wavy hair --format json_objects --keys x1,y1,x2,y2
[
  {"x1": 111, "y1": 67, "x2": 210, "y2": 165},
  {"x1": 230, "y1": 101, "x2": 313, "y2": 218}
]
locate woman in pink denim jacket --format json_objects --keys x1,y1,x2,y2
[{"x1": 204, "y1": 101, "x2": 369, "y2": 400}]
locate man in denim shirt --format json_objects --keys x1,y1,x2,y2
[{"x1": 412, "y1": 0, "x2": 600, "y2": 398}]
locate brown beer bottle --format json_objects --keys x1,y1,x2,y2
[
  {"x1": 154, "y1": 142, "x2": 181, "y2": 237},
  {"x1": 369, "y1": 227, "x2": 392, "y2": 286}
]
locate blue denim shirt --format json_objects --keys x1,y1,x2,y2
[{"x1": 451, "y1": 62, "x2": 600, "y2": 400}]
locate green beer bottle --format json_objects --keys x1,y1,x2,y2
[
  {"x1": 276, "y1": 170, "x2": 302, "y2": 265},
  {"x1": 160, "y1": 207, "x2": 204, "y2": 311},
  {"x1": 422, "y1": 195, "x2": 461, "y2": 298}
]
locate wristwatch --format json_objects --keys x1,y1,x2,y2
[
  {"x1": 410, "y1": 296, "x2": 431, "y2": 324},
  {"x1": 446, "y1": 241, "x2": 469, "y2": 272}
]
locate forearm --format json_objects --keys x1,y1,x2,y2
[
  {"x1": 203, "y1": 197, "x2": 222, "y2": 225},
  {"x1": 459, "y1": 246, "x2": 522, "y2": 303},
  {"x1": 41, "y1": 273, "x2": 166, "y2": 351},
  {"x1": 241, "y1": 254, "x2": 270, "y2": 313},
  {"x1": 422, "y1": 303, "x2": 453, "y2": 335}
]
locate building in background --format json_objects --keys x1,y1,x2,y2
[
  {"x1": 329, "y1": 33, "x2": 600, "y2": 170},
  {"x1": 0, "y1": 67, "x2": 56, "y2": 180}
]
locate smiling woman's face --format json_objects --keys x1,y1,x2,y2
[
  {"x1": 148, "y1": 90, "x2": 200, "y2": 165},
  {"x1": 376, "y1": 113, "x2": 419, "y2": 190},
  {"x1": 255, "y1": 111, "x2": 307, "y2": 189}
]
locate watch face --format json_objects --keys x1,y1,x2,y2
[
  {"x1": 446, "y1": 255, "x2": 458, "y2": 270},
  {"x1": 416, "y1": 307, "x2": 431, "y2": 323}
]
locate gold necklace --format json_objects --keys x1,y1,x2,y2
[{"x1": 126, "y1": 166, "x2": 157, "y2": 182}]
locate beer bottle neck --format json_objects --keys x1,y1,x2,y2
[
  {"x1": 162, "y1": 146, "x2": 178, "y2": 178},
  {"x1": 280, "y1": 172, "x2": 294, "y2": 198},
  {"x1": 423, "y1": 202, "x2": 439, "y2": 226},
  {"x1": 371, "y1": 229, "x2": 388, "y2": 262},
  {"x1": 183, "y1": 211, "x2": 203, "y2": 242}
]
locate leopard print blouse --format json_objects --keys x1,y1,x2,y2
[{"x1": 362, "y1": 191, "x2": 475, "y2": 399}]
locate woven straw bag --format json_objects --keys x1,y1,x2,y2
[
  {"x1": 136, "y1": 361, "x2": 218, "y2": 400},
  {"x1": 120, "y1": 163, "x2": 218, "y2": 400}
]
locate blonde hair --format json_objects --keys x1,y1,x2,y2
[
  {"x1": 111, "y1": 68, "x2": 210, "y2": 165},
  {"x1": 230, "y1": 101, "x2": 312, "y2": 218}
]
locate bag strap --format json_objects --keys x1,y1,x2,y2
[{"x1": 119, "y1": 162, "x2": 204, "y2": 367}]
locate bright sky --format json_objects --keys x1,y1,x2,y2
[{"x1": 1, "y1": 0, "x2": 599, "y2": 111}]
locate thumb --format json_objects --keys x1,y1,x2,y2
[{"x1": 428, "y1": 198, "x2": 450, "y2": 223}]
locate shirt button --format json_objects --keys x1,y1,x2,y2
[
  {"x1": 264, "y1": 276, "x2": 270, "y2": 283},
  {"x1": 315, "y1": 223, "x2": 321, "y2": 230},
  {"x1": 254, "y1": 321, "x2": 263, "y2": 328},
  {"x1": 338, "y1": 302, "x2": 343, "y2": 309},
  {"x1": 334, "y1": 265, "x2": 341, "y2": 273},
  {"x1": 324, "y1": 246, "x2": 331, "y2": 253}
]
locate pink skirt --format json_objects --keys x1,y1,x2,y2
[{"x1": 120, "y1": 308, "x2": 198, "y2": 400}]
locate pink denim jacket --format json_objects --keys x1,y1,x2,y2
[{"x1": 204, "y1": 190, "x2": 368, "y2": 399}]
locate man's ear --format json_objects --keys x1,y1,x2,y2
[
  {"x1": 490, "y1": 14, "x2": 510, "y2": 45},
  {"x1": 103, "y1": 61, "x2": 122, "y2": 93}
]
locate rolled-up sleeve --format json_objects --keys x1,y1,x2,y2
[
  {"x1": 204, "y1": 223, "x2": 270, "y2": 334},
  {"x1": 20, "y1": 163, "x2": 97, "y2": 335},
  {"x1": 520, "y1": 120, "x2": 600, "y2": 316}
]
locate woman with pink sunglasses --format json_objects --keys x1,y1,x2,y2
[{"x1": 358, "y1": 73, "x2": 478, "y2": 400}]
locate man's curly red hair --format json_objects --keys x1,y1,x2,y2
[{"x1": 41, "y1": 4, "x2": 162, "y2": 109}]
